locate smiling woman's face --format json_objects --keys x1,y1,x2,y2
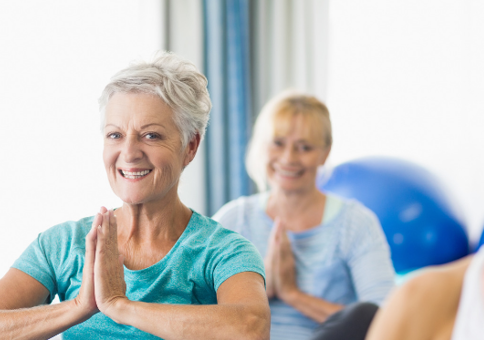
[
  {"x1": 266, "y1": 114, "x2": 330, "y2": 194},
  {"x1": 103, "y1": 92, "x2": 189, "y2": 205}
]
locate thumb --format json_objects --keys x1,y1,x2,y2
[
  {"x1": 274, "y1": 217, "x2": 284, "y2": 244},
  {"x1": 118, "y1": 254, "x2": 126, "y2": 292}
]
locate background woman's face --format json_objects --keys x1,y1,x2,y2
[
  {"x1": 266, "y1": 115, "x2": 330, "y2": 194},
  {"x1": 103, "y1": 92, "x2": 186, "y2": 205}
]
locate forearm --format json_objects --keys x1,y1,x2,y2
[
  {"x1": 0, "y1": 299, "x2": 91, "y2": 340},
  {"x1": 282, "y1": 290, "x2": 344, "y2": 323},
  {"x1": 107, "y1": 299, "x2": 270, "y2": 340}
]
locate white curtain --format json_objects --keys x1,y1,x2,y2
[
  {"x1": 252, "y1": 0, "x2": 330, "y2": 115},
  {"x1": 164, "y1": 0, "x2": 207, "y2": 215}
]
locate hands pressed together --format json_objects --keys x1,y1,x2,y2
[
  {"x1": 75, "y1": 207, "x2": 127, "y2": 322},
  {"x1": 264, "y1": 218, "x2": 299, "y2": 302}
]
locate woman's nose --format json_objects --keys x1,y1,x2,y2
[
  {"x1": 281, "y1": 145, "x2": 297, "y2": 163},
  {"x1": 122, "y1": 135, "x2": 143, "y2": 163}
]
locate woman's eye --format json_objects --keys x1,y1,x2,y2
[
  {"x1": 107, "y1": 132, "x2": 121, "y2": 139},
  {"x1": 145, "y1": 133, "x2": 161, "y2": 140},
  {"x1": 272, "y1": 140, "x2": 284, "y2": 147},
  {"x1": 299, "y1": 145, "x2": 313, "y2": 152}
]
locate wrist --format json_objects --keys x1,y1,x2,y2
[
  {"x1": 279, "y1": 287, "x2": 301, "y2": 305},
  {"x1": 70, "y1": 298, "x2": 98, "y2": 323},
  {"x1": 102, "y1": 297, "x2": 131, "y2": 324}
]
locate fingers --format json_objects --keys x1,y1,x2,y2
[
  {"x1": 109, "y1": 210, "x2": 117, "y2": 236},
  {"x1": 273, "y1": 217, "x2": 285, "y2": 244},
  {"x1": 100, "y1": 209, "x2": 109, "y2": 235},
  {"x1": 118, "y1": 254, "x2": 127, "y2": 294},
  {"x1": 95, "y1": 210, "x2": 120, "y2": 269},
  {"x1": 85, "y1": 221, "x2": 98, "y2": 264},
  {"x1": 97, "y1": 210, "x2": 117, "y2": 243},
  {"x1": 86, "y1": 213, "x2": 101, "y2": 269},
  {"x1": 271, "y1": 217, "x2": 293, "y2": 268},
  {"x1": 92, "y1": 210, "x2": 127, "y2": 314}
]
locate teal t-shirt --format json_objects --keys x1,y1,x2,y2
[{"x1": 13, "y1": 210, "x2": 265, "y2": 339}]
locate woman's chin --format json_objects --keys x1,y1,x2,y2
[
  {"x1": 116, "y1": 192, "x2": 151, "y2": 205},
  {"x1": 116, "y1": 189, "x2": 170, "y2": 206}
]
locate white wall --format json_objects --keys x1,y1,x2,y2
[
  {"x1": 326, "y1": 1, "x2": 484, "y2": 244},
  {"x1": 0, "y1": 0, "x2": 206, "y2": 278}
]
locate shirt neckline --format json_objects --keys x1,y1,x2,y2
[
  {"x1": 122, "y1": 209, "x2": 197, "y2": 278},
  {"x1": 258, "y1": 192, "x2": 342, "y2": 239}
]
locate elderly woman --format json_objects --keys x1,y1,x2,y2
[
  {"x1": 213, "y1": 92, "x2": 395, "y2": 340},
  {"x1": 0, "y1": 52, "x2": 270, "y2": 340}
]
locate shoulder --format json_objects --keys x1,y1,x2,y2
[
  {"x1": 368, "y1": 257, "x2": 471, "y2": 340},
  {"x1": 187, "y1": 210, "x2": 258, "y2": 250},
  {"x1": 398, "y1": 256, "x2": 470, "y2": 306},
  {"x1": 11, "y1": 215, "x2": 95, "y2": 302},
  {"x1": 186, "y1": 211, "x2": 265, "y2": 290},
  {"x1": 334, "y1": 196, "x2": 380, "y2": 227},
  {"x1": 212, "y1": 193, "x2": 265, "y2": 230},
  {"x1": 330, "y1": 196, "x2": 386, "y2": 248},
  {"x1": 37, "y1": 216, "x2": 94, "y2": 251},
  {"x1": 25, "y1": 215, "x2": 94, "y2": 270},
  {"x1": 213, "y1": 193, "x2": 263, "y2": 218}
]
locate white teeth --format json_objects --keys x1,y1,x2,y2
[
  {"x1": 120, "y1": 169, "x2": 151, "y2": 179},
  {"x1": 276, "y1": 168, "x2": 301, "y2": 177}
]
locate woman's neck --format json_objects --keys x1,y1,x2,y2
[
  {"x1": 115, "y1": 191, "x2": 191, "y2": 244},
  {"x1": 266, "y1": 187, "x2": 326, "y2": 232}
]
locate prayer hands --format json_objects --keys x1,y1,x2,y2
[
  {"x1": 264, "y1": 218, "x2": 298, "y2": 302},
  {"x1": 75, "y1": 207, "x2": 127, "y2": 321},
  {"x1": 94, "y1": 209, "x2": 127, "y2": 318}
]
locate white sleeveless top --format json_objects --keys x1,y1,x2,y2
[{"x1": 451, "y1": 247, "x2": 484, "y2": 340}]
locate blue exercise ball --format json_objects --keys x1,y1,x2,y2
[
  {"x1": 478, "y1": 226, "x2": 484, "y2": 250},
  {"x1": 318, "y1": 157, "x2": 469, "y2": 273}
]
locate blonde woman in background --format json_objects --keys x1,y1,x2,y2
[{"x1": 214, "y1": 91, "x2": 395, "y2": 340}]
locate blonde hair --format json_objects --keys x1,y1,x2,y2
[{"x1": 246, "y1": 91, "x2": 332, "y2": 192}]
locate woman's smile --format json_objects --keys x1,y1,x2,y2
[
  {"x1": 118, "y1": 168, "x2": 153, "y2": 181},
  {"x1": 272, "y1": 165, "x2": 304, "y2": 178}
]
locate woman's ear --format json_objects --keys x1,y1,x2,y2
[{"x1": 183, "y1": 133, "x2": 201, "y2": 168}]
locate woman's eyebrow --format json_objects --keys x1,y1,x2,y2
[
  {"x1": 104, "y1": 123, "x2": 165, "y2": 129},
  {"x1": 140, "y1": 123, "x2": 164, "y2": 129}
]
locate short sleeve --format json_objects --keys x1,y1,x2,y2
[
  {"x1": 340, "y1": 202, "x2": 396, "y2": 305},
  {"x1": 12, "y1": 235, "x2": 58, "y2": 301},
  {"x1": 10, "y1": 217, "x2": 92, "y2": 304}
]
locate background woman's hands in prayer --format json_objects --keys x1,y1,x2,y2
[
  {"x1": 94, "y1": 209, "x2": 127, "y2": 320},
  {"x1": 265, "y1": 218, "x2": 298, "y2": 302}
]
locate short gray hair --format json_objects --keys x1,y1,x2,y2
[{"x1": 99, "y1": 51, "x2": 212, "y2": 147}]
